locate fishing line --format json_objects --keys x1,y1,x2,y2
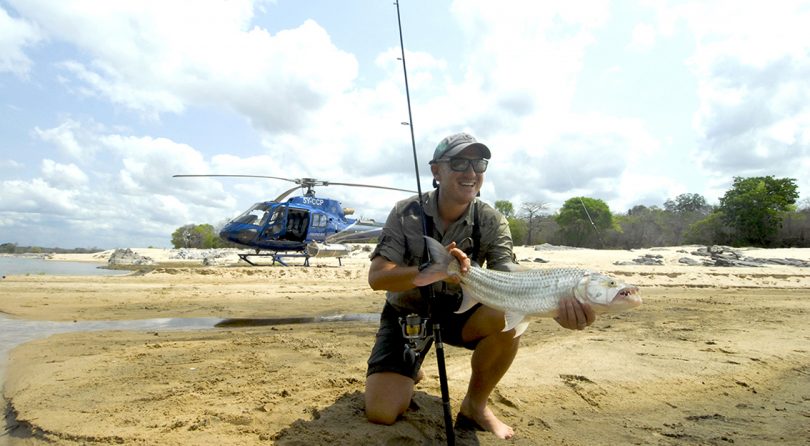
[{"x1": 562, "y1": 163, "x2": 606, "y2": 248}]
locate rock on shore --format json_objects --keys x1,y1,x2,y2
[{"x1": 107, "y1": 248, "x2": 154, "y2": 266}]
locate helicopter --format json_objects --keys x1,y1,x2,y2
[{"x1": 173, "y1": 175, "x2": 415, "y2": 266}]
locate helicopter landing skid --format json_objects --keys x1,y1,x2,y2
[{"x1": 237, "y1": 252, "x2": 343, "y2": 267}]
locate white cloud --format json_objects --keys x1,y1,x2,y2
[
  {"x1": 4, "y1": 0, "x2": 809, "y2": 248},
  {"x1": 3, "y1": 118, "x2": 258, "y2": 247},
  {"x1": 57, "y1": 60, "x2": 186, "y2": 117},
  {"x1": 487, "y1": 112, "x2": 662, "y2": 213},
  {"x1": 41, "y1": 159, "x2": 88, "y2": 188},
  {"x1": 670, "y1": 1, "x2": 810, "y2": 198},
  {"x1": 451, "y1": 1, "x2": 610, "y2": 122},
  {"x1": 11, "y1": 0, "x2": 652, "y2": 222},
  {"x1": 0, "y1": 178, "x2": 81, "y2": 214},
  {"x1": 262, "y1": 1, "x2": 638, "y2": 218},
  {"x1": 8, "y1": 0, "x2": 357, "y2": 128},
  {"x1": 0, "y1": 159, "x2": 24, "y2": 170},
  {"x1": 396, "y1": 2, "x2": 672, "y2": 215},
  {"x1": 0, "y1": 6, "x2": 41, "y2": 77},
  {"x1": 34, "y1": 119, "x2": 97, "y2": 159},
  {"x1": 630, "y1": 23, "x2": 656, "y2": 52}
]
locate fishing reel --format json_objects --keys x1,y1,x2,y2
[{"x1": 400, "y1": 313, "x2": 432, "y2": 365}]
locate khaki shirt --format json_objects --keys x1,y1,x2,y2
[{"x1": 370, "y1": 189, "x2": 516, "y2": 313}]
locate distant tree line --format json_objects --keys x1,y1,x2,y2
[
  {"x1": 0, "y1": 243, "x2": 105, "y2": 254},
  {"x1": 169, "y1": 175, "x2": 806, "y2": 250},
  {"x1": 495, "y1": 176, "x2": 809, "y2": 249}
]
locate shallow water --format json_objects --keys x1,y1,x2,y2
[
  {"x1": 0, "y1": 315, "x2": 222, "y2": 381},
  {"x1": 0, "y1": 313, "x2": 379, "y2": 390},
  {"x1": 216, "y1": 313, "x2": 379, "y2": 327},
  {"x1": 0, "y1": 312, "x2": 380, "y2": 442},
  {"x1": 0, "y1": 315, "x2": 222, "y2": 443},
  {"x1": 0, "y1": 257, "x2": 126, "y2": 277}
]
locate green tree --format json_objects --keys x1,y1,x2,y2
[
  {"x1": 171, "y1": 224, "x2": 196, "y2": 248},
  {"x1": 0, "y1": 242, "x2": 17, "y2": 254},
  {"x1": 662, "y1": 193, "x2": 713, "y2": 245},
  {"x1": 494, "y1": 200, "x2": 515, "y2": 218},
  {"x1": 507, "y1": 218, "x2": 527, "y2": 245},
  {"x1": 495, "y1": 200, "x2": 526, "y2": 244},
  {"x1": 171, "y1": 224, "x2": 227, "y2": 248},
  {"x1": 663, "y1": 193, "x2": 711, "y2": 215},
  {"x1": 615, "y1": 205, "x2": 671, "y2": 248},
  {"x1": 197, "y1": 224, "x2": 220, "y2": 248},
  {"x1": 774, "y1": 209, "x2": 810, "y2": 247},
  {"x1": 718, "y1": 176, "x2": 799, "y2": 246},
  {"x1": 555, "y1": 197, "x2": 613, "y2": 248},
  {"x1": 684, "y1": 211, "x2": 733, "y2": 245}
]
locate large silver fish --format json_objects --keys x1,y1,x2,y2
[{"x1": 414, "y1": 237, "x2": 642, "y2": 336}]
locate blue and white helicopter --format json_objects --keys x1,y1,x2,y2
[{"x1": 174, "y1": 175, "x2": 414, "y2": 266}]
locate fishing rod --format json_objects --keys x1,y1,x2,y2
[{"x1": 393, "y1": 2, "x2": 456, "y2": 445}]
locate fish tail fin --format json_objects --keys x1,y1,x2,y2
[{"x1": 413, "y1": 237, "x2": 452, "y2": 287}]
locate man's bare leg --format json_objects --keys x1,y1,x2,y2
[
  {"x1": 460, "y1": 306, "x2": 520, "y2": 439},
  {"x1": 365, "y1": 372, "x2": 415, "y2": 425}
]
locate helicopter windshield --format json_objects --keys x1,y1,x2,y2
[{"x1": 233, "y1": 203, "x2": 271, "y2": 226}]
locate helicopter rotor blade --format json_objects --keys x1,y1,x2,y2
[
  {"x1": 274, "y1": 185, "x2": 305, "y2": 202},
  {"x1": 174, "y1": 175, "x2": 416, "y2": 198},
  {"x1": 173, "y1": 174, "x2": 299, "y2": 184},
  {"x1": 324, "y1": 181, "x2": 416, "y2": 194}
]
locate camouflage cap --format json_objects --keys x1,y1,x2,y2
[{"x1": 430, "y1": 132, "x2": 491, "y2": 164}]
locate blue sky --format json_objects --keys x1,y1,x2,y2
[{"x1": 1, "y1": 0, "x2": 809, "y2": 248}]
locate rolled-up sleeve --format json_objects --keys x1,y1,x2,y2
[{"x1": 370, "y1": 204, "x2": 406, "y2": 265}]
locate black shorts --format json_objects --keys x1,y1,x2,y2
[{"x1": 366, "y1": 299, "x2": 482, "y2": 380}]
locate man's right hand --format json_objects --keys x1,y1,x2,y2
[{"x1": 553, "y1": 295, "x2": 595, "y2": 330}]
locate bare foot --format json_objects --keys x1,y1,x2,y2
[{"x1": 460, "y1": 397, "x2": 514, "y2": 439}]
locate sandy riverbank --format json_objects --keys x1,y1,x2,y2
[{"x1": 2, "y1": 245, "x2": 809, "y2": 445}]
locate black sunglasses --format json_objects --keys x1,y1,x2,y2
[{"x1": 436, "y1": 157, "x2": 488, "y2": 173}]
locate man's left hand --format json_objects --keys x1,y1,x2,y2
[{"x1": 444, "y1": 241, "x2": 469, "y2": 285}]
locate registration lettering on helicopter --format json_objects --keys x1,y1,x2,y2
[{"x1": 302, "y1": 197, "x2": 325, "y2": 206}]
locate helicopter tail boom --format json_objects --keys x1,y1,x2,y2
[{"x1": 305, "y1": 242, "x2": 351, "y2": 259}]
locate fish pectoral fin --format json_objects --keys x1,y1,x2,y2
[
  {"x1": 413, "y1": 269, "x2": 448, "y2": 287},
  {"x1": 455, "y1": 287, "x2": 480, "y2": 314},
  {"x1": 503, "y1": 311, "x2": 526, "y2": 333},
  {"x1": 513, "y1": 321, "x2": 530, "y2": 337}
]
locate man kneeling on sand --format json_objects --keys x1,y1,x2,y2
[{"x1": 363, "y1": 132, "x2": 596, "y2": 439}]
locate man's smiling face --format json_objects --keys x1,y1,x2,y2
[{"x1": 431, "y1": 146, "x2": 486, "y2": 207}]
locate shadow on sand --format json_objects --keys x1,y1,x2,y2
[
  {"x1": 3, "y1": 398, "x2": 34, "y2": 444},
  {"x1": 273, "y1": 390, "x2": 481, "y2": 446}
]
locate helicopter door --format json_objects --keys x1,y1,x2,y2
[
  {"x1": 309, "y1": 212, "x2": 328, "y2": 241},
  {"x1": 258, "y1": 207, "x2": 285, "y2": 241},
  {"x1": 285, "y1": 209, "x2": 309, "y2": 242}
]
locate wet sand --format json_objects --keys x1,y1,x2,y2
[{"x1": 2, "y1": 246, "x2": 809, "y2": 445}]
